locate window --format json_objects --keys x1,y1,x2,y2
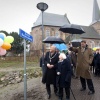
[
  {"x1": 55, "y1": 31, "x2": 60, "y2": 37},
  {"x1": 45, "y1": 30, "x2": 50, "y2": 48},
  {"x1": 98, "y1": 41, "x2": 100, "y2": 47},
  {"x1": 89, "y1": 40, "x2": 95, "y2": 48}
]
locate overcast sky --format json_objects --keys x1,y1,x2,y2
[{"x1": 0, "y1": 0, "x2": 100, "y2": 33}]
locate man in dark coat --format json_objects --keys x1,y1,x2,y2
[
  {"x1": 92, "y1": 49, "x2": 100, "y2": 76},
  {"x1": 39, "y1": 52, "x2": 46, "y2": 76},
  {"x1": 56, "y1": 53, "x2": 72, "y2": 100},
  {"x1": 42, "y1": 45, "x2": 59, "y2": 99},
  {"x1": 66, "y1": 50, "x2": 75, "y2": 77}
]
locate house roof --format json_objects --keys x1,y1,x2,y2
[
  {"x1": 66, "y1": 26, "x2": 100, "y2": 41},
  {"x1": 32, "y1": 12, "x2": 70, "y2": 28},
  {"x1": 90, "y1": 0, "x2": 100, "y2": 25},
  {"x1": 81, "y1": 26, "x2": 100, "y2": 39}
]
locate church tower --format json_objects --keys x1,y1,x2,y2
[{"x1": 90, "y1": 0, "x2": 100, "y2": 34}]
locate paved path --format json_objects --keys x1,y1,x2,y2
[
  {"x1": 43, "y1": 74, "x2": 100, "y2": 100},
  {"x1": 69, "y1": 75, "x2": 100, "y2": 100}
]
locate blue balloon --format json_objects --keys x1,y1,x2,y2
[{"x1": 0, "y1": 34, "x2": 4, "y2": 40}]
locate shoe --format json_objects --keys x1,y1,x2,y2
[
  {"x1": 88, "y1": 91, "x2": 95, "y2": 95},
  {"x1": 55, "y1": 92, "x2": 59, "y2": 96},
  {"x1": 80, "y1": 88, "x2": 86, "y2": 91},
  {"x1": 66, "y1": 97, "x2": 70, "y2": 100},
  {"x1": 59, "y1": 98, "x2": 63, "y2": 100},
  {"x1": 47, "y1": 94, "x2": 51, "y2": 99}
]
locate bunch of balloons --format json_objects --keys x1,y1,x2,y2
[{"x1": 0, "y1": 33, "x2": 14, "y2": 56}]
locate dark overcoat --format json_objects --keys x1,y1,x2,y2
[
  {"x1": 42, "y1": 51, "x2": 59, "y2": 84},
  {"x1": 56, "y1": 59, "x2": 72, "y2": 88},
  {"x1": 97, "y1": 54, "x2": 100, "y2": 66}
]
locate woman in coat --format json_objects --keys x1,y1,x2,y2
[{"x1": 56, "y1": 53, "x2": 72, "y2": 100}]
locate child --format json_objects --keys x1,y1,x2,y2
[{"x1": 56, "y1": 53, "x2": 72, "y2": 100}]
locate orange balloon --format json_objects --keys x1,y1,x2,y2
[{"x1": 1, "y1": 42, "x2": 11, "y2": 50}]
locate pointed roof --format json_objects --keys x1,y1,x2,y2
[
  {"x1": 32, "y1": 12, "x2": 70, "y2": 28},
  {"x1": 90, "y1": 0, "x2": 100, "y2": 25}
]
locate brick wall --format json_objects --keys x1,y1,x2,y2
[
  {"x1": 91, "y1": 21, "x2": 100, "y2": 34},
  {"x1": 30, "y1": 26, "x2": 69, "y2": 55}
]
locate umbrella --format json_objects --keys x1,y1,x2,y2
[
  {"x1": 53, "y1": 43, "x2": 68, "y2": 51},
  {"x1": 93, "y1": 47, "x2": 100, "y2": 51},
  {"x1": 71, "y1": 39, "x2": 82, "y2": 47},
  {"x1": 59, "y1": 24, "x2": 85, "y2": 34},
  {"x1": 43, "y1": 36, "x2": 65, "y2": 44}
]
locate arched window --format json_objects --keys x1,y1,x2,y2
[
  {"x1": 98, "y1": 41, "x2": 100, "y2": 47},
  {"x1": 46, "y1": 29, "x2": 50, "y2": 37},
  {"x1": 89, "y1": 40, "x2": 95, "y2": 48},
  {"x1": 55, "y1": 30, "x2": 60, "y2": 37}
]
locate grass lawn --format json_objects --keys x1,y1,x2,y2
[{"x1": 0, "y1": 60, "x2": 39, "y2": 68}]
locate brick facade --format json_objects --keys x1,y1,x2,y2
[
  {"x1": 30, "y1": 26, "x2": 69, "y2": 56},
  {"x1": 89, "y1": 21, "x2": 100, "y2": 48},
  {"x1": 91, "y1": 22, "x2": 100, "y2": 34},
  {"x1": 30, "y1": 22, "x2": 100, "y2": 56}
]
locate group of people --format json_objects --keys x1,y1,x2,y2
[
  {"x1": 91, "y1": 49, "x2": 100, "y2": 76},
  {"x1": 40, "y1": 40, "x2": 95, "y2": 100}
]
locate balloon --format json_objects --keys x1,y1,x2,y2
[
  {"x1": 0, "y1": 38, "x2": 4, "y2": 46},
  {"x1": 93, "y1": 47, "x2": 100, "y2": 51},
  {"x1": 4, "y1": 36, "x2": 14, "y2": 43},
  {"x1": 0, "y1": 47, "x2": 6, "y2": 56},
  {"x1": 1, "y1": 42, "x2": 11, "y2": 50},
  {"x1": 0, "y1": 34, "x2": 4, "y2": 40},
  {"x1": 0, "y1": 33, "x2": 6, "y2": 38}
]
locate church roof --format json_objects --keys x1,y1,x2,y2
[
  {"x1": 90, "y1": 0, "x2": 100, "y2": 25},
  {"x1": 68, "y1": 26, "x2": 100, "y2": 40},
  {"x1": 32, "y1": 12, "x2": 70, "y2": 28},
  {"x1": 80, "y1": 26, "x2": 100, "y2": 39}
]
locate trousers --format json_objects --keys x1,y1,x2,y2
[
  {"x1": 59, "y1": 87, "x2": 70, "y2": 99},
  {"x1": 80, "y1": 76, "x2": 95, "y2": 92},
  {"x1": 46, "y1": 84, "x2": 58, "y2": 95}
]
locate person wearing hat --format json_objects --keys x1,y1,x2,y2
[{"x1": 69, "y1": 40, "x2": 95, "y2": 95}]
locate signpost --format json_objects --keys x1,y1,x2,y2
[
  {"x1": 19, "y1": 29, "x2": 33, "y2": 100},
  {"x1": 19, "y1": 29, "x2": 33, "y2": 42}
]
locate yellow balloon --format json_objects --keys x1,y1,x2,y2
[
  {"x1": 93, "y1": 47, "x2": 100, "y2": 51},
  {"x1": 4, "y1": 36, "x2": 14, "y2": 43}
]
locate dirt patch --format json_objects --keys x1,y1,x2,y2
[
  {"x1": 0, "y1": 77, "x2": 48, "y2": 100},
  {"x1": 12, "y1": 87, "x2": 45, "y2": 100}
]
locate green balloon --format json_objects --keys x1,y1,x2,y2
[{"x1": 4, "y1": 36, "x2": 14, "y2": 43}]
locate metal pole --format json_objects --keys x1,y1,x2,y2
[
  {"x1": 24, "y1": 39, "x2": 27, "y2": 100},
  {"x1": 42, "y1": 11, "x2": 45, "y2": 72}
]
